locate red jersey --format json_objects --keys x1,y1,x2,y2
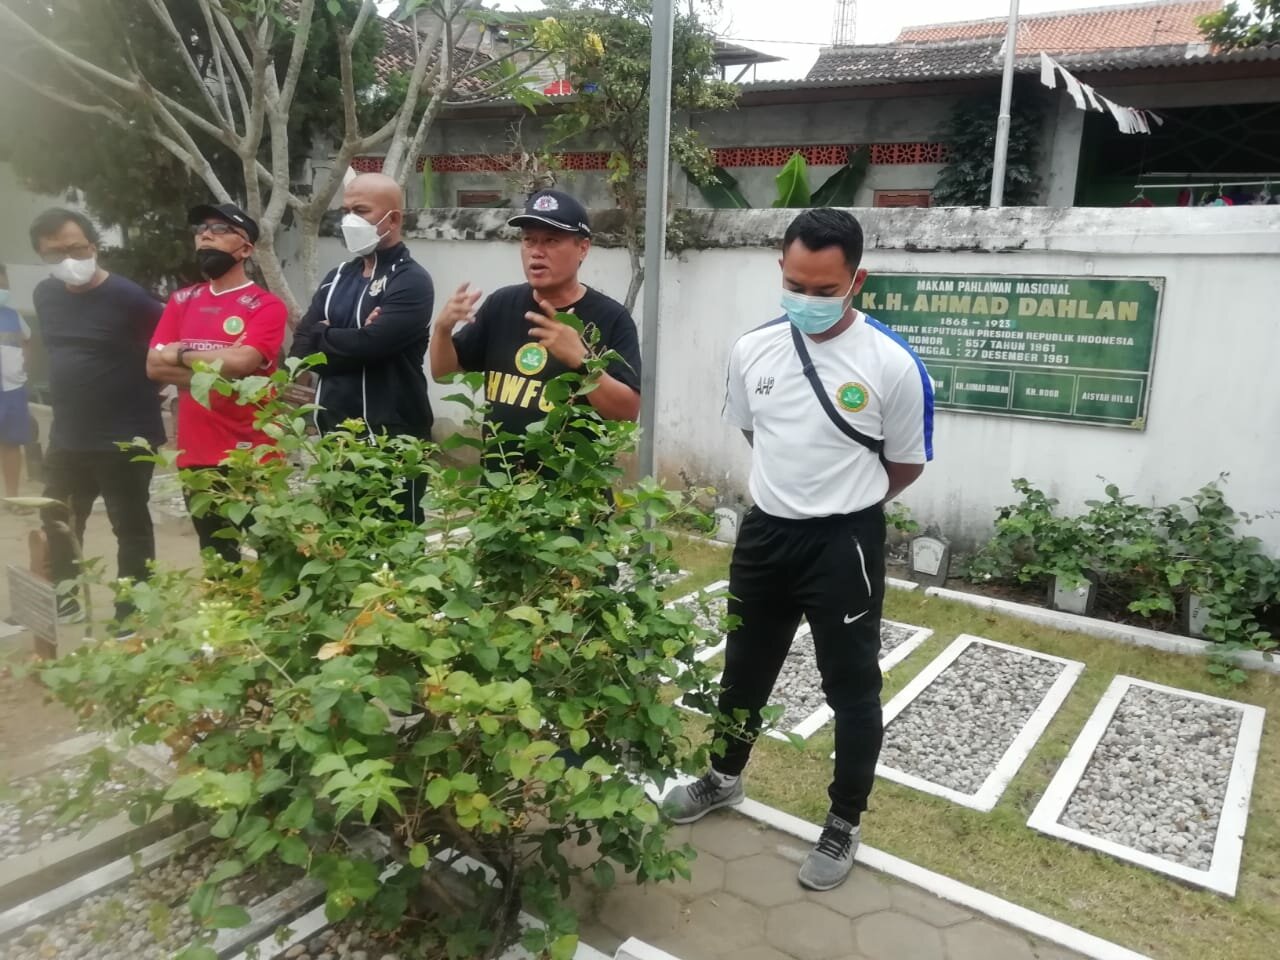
[{"x1": 151, "y1": 281, "x2": 288, "y2": 467}]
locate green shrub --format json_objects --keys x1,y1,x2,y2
[
  {"x1": 40, "y1": 356, "x2": 725, "y2": 959},
  {"x1": 968, "y1": 476, "x2": 1280, "y2": 651}
]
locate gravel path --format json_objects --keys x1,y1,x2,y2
[
  {"x1": 880, "y1": 642, "x2": 1065, "y2": 795},
  {"x1": 2, "y1": 842, "x2": 296, "y2": 960},
  {"x1": 1058, "y1": 685, "x2": 1243, "y2": 870},
  {"x1": 0, "y1": 758, "x2": 151, "y2": 861}
]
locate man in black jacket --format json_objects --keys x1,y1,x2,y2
[{"x1": 291, "y1": 173, "x2": 434, "y2": 520}]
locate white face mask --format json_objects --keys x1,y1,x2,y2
[
  {"x1": 340, "y1": 211, "x2": 393, "y2": 257},
  {"x1": 51, "y1": 256, "x2": 98, "y2": 287}
]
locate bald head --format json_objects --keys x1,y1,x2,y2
[{"x1": 342, "y1": 173, "x2": 404, "y2": 253}]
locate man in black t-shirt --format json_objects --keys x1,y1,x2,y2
[
  {"x1": 29, "y1": 208, "x2": 165, "y2": 628},
  {"x1": 429, "y1": 190, "x2": 641, "y2": 452}
]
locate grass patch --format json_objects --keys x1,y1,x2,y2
[{"x1": 656, "y1": 534, "x2": 1280, "y2": 960}]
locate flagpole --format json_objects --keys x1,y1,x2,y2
[
  {"x1": 990, "y1": 0, "x2": 1021, "y2": 207},
  {"x1": 637, "y1": 0, "x2": 674, "y2": 483}
]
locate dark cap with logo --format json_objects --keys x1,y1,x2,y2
[
  {"x1": 507, "y1": 189, "x2": 591, "y2": 236},
  {"x1": 187, "y1": 202, "x2": 260, "y2": 243}
]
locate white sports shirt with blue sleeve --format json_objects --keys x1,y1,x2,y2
[{"x1": 724, "y1": 310, "x2": 934, "y2": 520}]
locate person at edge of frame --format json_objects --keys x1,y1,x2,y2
[{"x1": 29, "y1": 208, "x2": 165, "y2": 633}]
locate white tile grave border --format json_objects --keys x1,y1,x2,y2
[
  {"x1": 0, "y1": 733, "x2": 179, "y2": 909},
  {"x1": 0, "y1": 825, "x2": 209, "y2": 938},
  {"x1": 924, "y1": 585, "x2": 1280, "y2": 675},
  {"x1": 878, "y1": 619, "x2": 934, "y2": 673},
  {"x1": 1026, "y1": 675, "x2": 1265, "y2": 897},
  {"x1": 645, "y1": 776, "x2": 1152, "y2": 960},
  {"x1": 872, "y1": 634, "x2": 1084, "y2": 811}
]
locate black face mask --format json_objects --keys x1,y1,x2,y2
[{"x1": 196, "y1": 248, "x2": 241, "y2": 280}]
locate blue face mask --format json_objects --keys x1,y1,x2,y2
[
  {"x1": 0, "y1": 290, "x2": 9, "y2": 308},
  {"x1": 781, "y1": 282, "x2": 854, "y2": 335}
]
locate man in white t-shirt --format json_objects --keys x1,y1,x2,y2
[
  {"x1": 0, "y1": 263, "x2": 33, "y2": 499},
  {"x1": 663, "y1": 208, "x2": 934, "y2": 892}
]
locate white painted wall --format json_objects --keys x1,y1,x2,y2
[{"x1": 290, "y1": 206, "x2": 1280, "y2": 553}]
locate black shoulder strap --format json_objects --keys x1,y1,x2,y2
[{"x1": 790, "y1": 323, "x2": 884, "y2": 455}]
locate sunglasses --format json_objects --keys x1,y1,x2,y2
[{"x1": 192, "y1": 222, "x2": 248, "y2": 239}]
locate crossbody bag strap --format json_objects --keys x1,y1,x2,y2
[{"x1": 790, "y1": 322, "x2": 884, "y2": 455}]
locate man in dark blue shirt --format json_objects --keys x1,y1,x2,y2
[{"x1": 30, "y1": 208, "x2": 165, "y2": 628}]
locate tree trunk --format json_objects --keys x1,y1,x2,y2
[
  {"x1": 296, "y1": 210, "x2": 324, "y2": 310},
  {"x1": 624, "y1": 245, "x2": 644, "y2": 314},
  {"x1": 253, "y1": 225, "x2": 301, "y2": 325}
]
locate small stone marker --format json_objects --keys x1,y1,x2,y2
[
  {"x1": 6, "y1": 566, "x2": 58, "y2": 660},
  {"x1": 1185, "y1": 593, "x2": 1211, "y2": 638},
  {"x1": 713, "y1": 506, "x2": 741, "y2": 544},
  {"x1": 1049, "y1": 575, "x2": 1097, "y2": 616},
  {"x1": 908, "y1": 532, "x2": 950, "y2": 587}
]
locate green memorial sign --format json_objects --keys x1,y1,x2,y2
[{"x1": 859, "y1": 273, "x2": 1163, "y2": 428}]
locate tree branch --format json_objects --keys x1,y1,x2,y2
[
  {"x1": 206, "y1": 0, "x2": 253, "y2": 77},
  {"x1": 0, "y1": 6, "x2": 141, "y2": 96},
  {"x1": 142, "y1": 0, "x2": 232, "y2": 131},
  {"x1": 276, "y1": 0, "x2": 316, "y2": 118},
  {"x1": 199, "y1": 0, "x2": 249, "y2": 134},
  {"x1": 379, "y1": 6, "x2": 449, "y2": 178},
  {"x1": 349, "y1": 0, "x2": 378, "y2": 46},
  {"x1": 0, "y1": 67, "x2": 130, "y2": 125},
  {"x1": 444, "y1": 54, "x2": 553, "y2": 106}
]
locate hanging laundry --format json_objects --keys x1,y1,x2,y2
[{"x1": 1039, "y1": 53, "x2": 1157, "y2": 135}]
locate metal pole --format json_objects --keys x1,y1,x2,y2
[
  {"x1": 637, "y1": 0, "x2": 674, "y2": 482},
  {"x1": 990, "y1": 0, "x2": 1021, "y2": 207}
]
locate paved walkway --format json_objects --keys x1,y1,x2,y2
[{"x1": 566, "y1": 809, "x2": 1087, "y2": 960}]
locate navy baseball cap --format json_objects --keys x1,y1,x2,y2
[
  {"x1": 188, "y1": 202, "x2": 260, "y2": 243},
  {"x1": 508, "y1": 189, "x2": 591, "y2": 236}
]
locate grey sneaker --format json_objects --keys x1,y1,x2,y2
[
  {"x1": 798, "y1": 814, "x2": 860, "y2": 891},
  {"x1": 662, "y1": 771, "x2": 745, "y2": 824}
]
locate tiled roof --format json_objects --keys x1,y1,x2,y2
[
  {"x1": 806, "y1": 39, "x2": 1005, "y2": 83},
  {"x1": 373, "y1": 14, "x2": 491, "y2": 93},
  {"x1": 798, "y1": 37, "x2": 1280, "y2": 87},
  {"x1": 895, "y1": 0, "x2": 1222, "y2": 55}
]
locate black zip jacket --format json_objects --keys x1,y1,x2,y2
[{"x1": 291, "y1": 242, "x2": 434, "y2": 438}]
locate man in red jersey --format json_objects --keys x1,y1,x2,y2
[{"x1": 147, "y1": 203, "x2": 288, "y2": 562}]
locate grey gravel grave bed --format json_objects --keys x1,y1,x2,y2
[
  {"x1": 675, "y1": 592, "x2": 726, "y2": 636},
  {"x1": 679, "y1": 630, "x2": 828, "y2": 737},
  {"x1": 614, "y1": 563, "x2": 687, "y2": 593},
  {"x1": 769, "y1": 632, "x2": 828, "y2": 732},
  {"x1": 0, "y1": 759, "x2": 155, "y2": 861},
  {"x1": 268, "y1": 925, "x2": 398, "y2": 960},
  {"x1": 2, "y1": 842, "x2": 299, "y2": 960},
  {"x1": 880, "y1": 621, "x2": 920, "y2": 654},
  {"x1": 879, "y1": 642, "x2": 1065, "y2": 794},
  {"x1": 1057, "y1": 685, "x2": 1243, "y2": 870}
]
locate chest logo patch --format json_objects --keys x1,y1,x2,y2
[
  {"x1": 515, "y1": 342, "x2": 548, "y2": 376},
  {"x1": 369, "y1": 277, "x2": 388, "y2": 297},
  {"x1": 836, "y1": 381, "x2": 869, "y2": 413},
  {"x1": 222, "y1": 315, "x2": 245, "y2": 336}
]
